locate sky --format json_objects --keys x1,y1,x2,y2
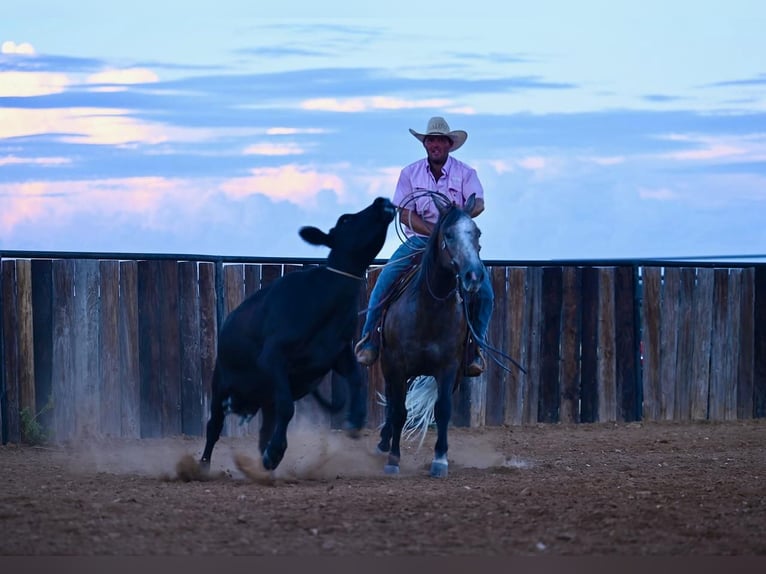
[{"x1": 1, "y1": 0, "x2": 765, "y2": 262}]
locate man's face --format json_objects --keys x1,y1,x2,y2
[{"x1": 424, "y1": 135, "x2": 452, "y2": 163}]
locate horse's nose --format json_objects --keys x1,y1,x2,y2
[{"x1": 462, "y1": 269, "x2": 483, "y2": 293}]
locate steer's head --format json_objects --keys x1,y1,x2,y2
[{"x1": 299, "y1": 197, "x2": 396, "y2": 276}]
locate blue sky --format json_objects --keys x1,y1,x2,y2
[{"x1": 2, "y1": 0, "x2": 765, "y2": 261}]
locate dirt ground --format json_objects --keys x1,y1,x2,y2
[{"x1": 1, "y1": 419, "x2": 764, "y2": 556}]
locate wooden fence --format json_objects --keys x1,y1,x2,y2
[{"x1": 1, "y1": 254, "x2": 764, "y2": 444}]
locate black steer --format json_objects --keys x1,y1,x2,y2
[{"x1": 200, "y1": 197, "x2": 396, "y2": 472}]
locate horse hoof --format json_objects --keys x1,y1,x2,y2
[
  {"x1": 375, "y1": 445, "x2": 389, "y2": 455},
  {"x1": 430, "y1": 461, "x2": 448, "y2": 478},
  {"x1": 384, "y1": 464, "x2": 400, "y2": 475}
]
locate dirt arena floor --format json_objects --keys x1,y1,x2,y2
[{"x1": 1, "y1": 419, "x2": 764, "y2": 556}]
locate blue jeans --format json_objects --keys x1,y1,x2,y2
[{"x1": 360, "y1": 237, "x2": 494, "y2": 346}]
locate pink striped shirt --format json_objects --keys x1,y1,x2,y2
[{"x1": 392, "y1": 155, "x2": 484, "y2": 238}]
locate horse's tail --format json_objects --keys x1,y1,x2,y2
[{"x1": 377, "y1": 376, "x2": 438, "y2": 450}]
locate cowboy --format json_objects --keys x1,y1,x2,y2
[{"x1": 355, "y1": 116, "x2": 494, "y2": 376}]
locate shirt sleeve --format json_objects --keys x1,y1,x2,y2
[
  {"x1": 392, "y1": 167, "x2": 414, "y2": 210},
  {"x1": 461, "y1": 166, "x2": 484, "y2": 202}
]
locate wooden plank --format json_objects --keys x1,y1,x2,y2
[
  {"x1": 31, "y1": 259, "x2": 54, "y2": 434},
  {"x1": 504, "y1": 267, "x2": 527, "y2": 425},
  {"x1": 674, "y1": 268, "x2": 695, "y2": 421},
  {"x1": 222, "y1": 264, "x2": 246, "y2": 437},
  {"x1": 580, "y1": 266, "x2": 600, "y2": 423},
  {"x1": 709, "y1": 269, "x2": 730, "y2": 420},
  {"x1": 99, "y1": 260, "x2": 121, "y2": 437},
  {"x1": 641, "y1": 267, "x2": 662, "y2": 421},
  {"x1": 690, "y1": 268, "x2": 714, "y2": 420},
  {"x1": 244, "y1": 264, "x2": 261, "y2": 298},
  {"x1": 74, "y1": 260, "x2": 101, "y2": 438},
  {"x1": 179, "y1": 261, "x2": 203, "y2": 436},
  {"x1": 159, "y1": 260, "x2": 182, "y2": 436},
  {"x1": 723, "y1": 269, "x2": 742, "y2": 420},
  {"x1": 539, "y1": 266, "x2": 562, "y2": 423},
  {"x1": 522, "y1": 267, "x2": 542, "y2": 425},
  {"x1": 138, "y1": 260, "x2": 162, "y2": 438},
  {"x1": 52, "y1": 259, "x2": 76, "y2": 443},
  {"x1": 261, "y1": 264, "x2": 282, "y2": 288},
  {"x1": 119, "y1": 261, "x2": 140, "y2": 438},
  {"x1": 223, "y1": 264, "x2": 245, "y2": 317},
  {"x1": 16, "y1": 260, "x2": 36, "y2": 430},
  {"x1": 1, "y1": 260, "x2": 20, "y2": 443},
  {"x1": 659, "y1": 267, "x2": 680, "y2": 420},
  {"x1": 198, "y1": 262, "x2": 218, "y2": 433},
  {"x1": 597, "y1": 267, "x2": 617, "y2": 422},
  {"x1": 614, "y1": 266, "x2": 639, "y2": 422},
  {"x1": 737, "y1": 268, "x2": 755, "y2": 419},
  {"x1": 484, "y1": 266, "x2": 507, "y2": 426},
  {"x1": 754, "y1": 266, "x2": 766, "y2": 418},
  {"x1": 559, "y1": 266, "x2": 582, "y2": 423}
]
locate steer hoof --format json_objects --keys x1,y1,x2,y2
[{"x1": 344, "y1": 424, "x2": 362, "y2": 440}]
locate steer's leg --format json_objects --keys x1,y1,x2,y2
[
  {"x1": 200, "y1": 364, "x2": 225, "y2": 470},
  {"x1": 260, "y1": 343, "x2": 294, "y2": 471}
]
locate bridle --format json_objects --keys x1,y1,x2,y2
[{"x1": 423, "y1": 213, "x2": 462, "y2": 303}]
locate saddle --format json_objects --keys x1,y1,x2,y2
[{"x1": 367, "y1": 254, "x2": 480, "y2": 377}]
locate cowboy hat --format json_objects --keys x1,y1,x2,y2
[{"x1": 409, "y1": 116, "x2": 468, "y2": 152}]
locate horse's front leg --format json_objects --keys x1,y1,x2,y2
[{"x1": 431, "y1": 371, "x2": 457, "y2": 478}]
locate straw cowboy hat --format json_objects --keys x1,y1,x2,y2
[{"x1": 409, "y1": 116, "x2": 468, "y2": 152}]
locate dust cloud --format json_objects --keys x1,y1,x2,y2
[{"x1": 53, "y1": 419, "x2": 527, "y2": 482}]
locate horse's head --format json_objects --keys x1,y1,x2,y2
[{"x1": 434, "y1": 194, "x2": 484, "y2": 294}]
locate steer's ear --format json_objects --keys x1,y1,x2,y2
[{"x1": 299, "y1": 226, "x2": 333, "y2": 247}]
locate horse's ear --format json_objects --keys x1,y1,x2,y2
[
  {"x1": 464, "y1": 193, "x2": 476, "y2": 215},
  {"x1": 299, "y1": 226, "x2": 333, "y2": 247}
]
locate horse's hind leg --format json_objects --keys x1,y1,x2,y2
[
  {"x1": 377, "y1": 403, "x2": 392, "y2": 454},
  {"x1": 383, "y1": 382, "x2": 407, "y2": 475}
]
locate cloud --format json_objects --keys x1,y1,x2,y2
[
  {"x1": 1, "y1": 41, "x2": 35, "y2": 55},
  {"x1": 243, "y1": 142, "x2": 305, "y2": 156},
  {"x1": 0, "y1": 106, "x2": 227, "y2": 146},
  {"x1": 86, "y1": 67, "x2": 160, "y2": 92},
  {"x1": 638, "y1": 187, "x2": 679, "y2": 201},
  {"x1": 0, "y1": 71, "x2": 70, "y2": 97},
  {"x1": 219, "y1": 164, "x2": 347, "y2": 206},
  {"x1": 0, "y1": 176, "x2": 212, "y2": 234},
  {"x1": 658, "y1": 133, "x2": 766, "y2": 162},
  {"x1": 583, "y1": 155, "x2": 625, "y2": 166},
  {"x1": 517, "y1": 156, "x2": 547, "y2": 170},
  {"x1": 0, "y1": 155, "x2": 70, "y2": 166},
  {"x1": 266, "y1": 127, "x2": 326, "y2": 136},
  {"x1": 300, "y1": 96, "x2": 452, "y2": 113}
]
